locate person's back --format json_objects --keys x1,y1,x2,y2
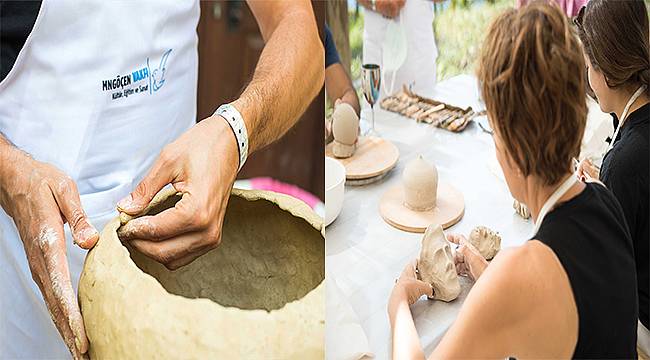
[
  {"x1": 534, "y1": 182, "x2": 638, "y2": 358},
  {"x1": 575, "y1": 0, "x2": 650, "y2": 335},
  {"x1": 600, "y1": 104, "x2": 649, "y2": 330}
]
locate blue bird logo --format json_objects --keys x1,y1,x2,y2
[{"x1": 151, "y1": 49, "x2": 172, "y2": 92}]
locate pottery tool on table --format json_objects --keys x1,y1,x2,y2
[
  {"x1": 379, "y1": 155, "x2": 464, "y2": 233},
  {"x1": 380, "y1": 86, "x2": 486, "y2": 132},
  {"x1": 325, "y1": 136, "x2": 399, "y2": 185}
]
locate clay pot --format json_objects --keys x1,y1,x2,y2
[{"x1": 79, "y1": 188, "x2": 324, "y2": 359}]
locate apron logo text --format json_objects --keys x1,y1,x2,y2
[{"x1": 101, "y1": 49, "x2": 172, "y2": 101}]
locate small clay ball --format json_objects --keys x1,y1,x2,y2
[
  {"x1": 402, "y1": 155, "x2": 438, "y2": 211},
  {"x1": 331, "y1": 103, "x2": 359, "y2": 146}
]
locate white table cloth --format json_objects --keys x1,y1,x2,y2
[{"x1": 325, "y1": 74, "x2": 610, "y2": 359}]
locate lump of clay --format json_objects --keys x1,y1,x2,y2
[
  {"x1": 468, "y1": 225, "x2": 501, "y2": 260},
  {"x1": 331, "y1": 102, "x2": 359, "y2": 158},
  {"x1": 403, "y1": 155, "x2": 438, "y2": 211},
  {"x1": 513, "y1": 199, "x2": 531, "y2": 219},
  {"x1": 417, "y1": 224, "x2": 460, "y2": 302},
  {"x1": 80, "y1": 188, "x2": 324, "y2": 359}
]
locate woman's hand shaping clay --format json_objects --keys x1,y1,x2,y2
[
  {"x1": 447, "y1": 233, "x2": 488, "y2": 281},
  {"x1": 116, "y1": 115, "x2": 239, "y2": 270},
  {"x1": 576, "y1": 158, "x2": 599, "y2": 182},
  {"x1": 0, "y1": 146, "x2": 98, "y2": 359},
  {"x1": 388, "y1": 260, "x2": 433, "y2": 318}
]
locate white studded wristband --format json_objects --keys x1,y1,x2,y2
[{"x1": 214, "y1": 103, "x2": 249, "y2": 171}]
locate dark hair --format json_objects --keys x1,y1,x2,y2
[
  {"x1": 575, "y1": 0, "x2": 650, "y2": 95},
  {"x1": 478, "y1": 1, "x2": 587, "y2": 186}
]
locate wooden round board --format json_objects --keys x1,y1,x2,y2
[
  {"x1": 325, "y1": 136, "x2": 399, "y2": 180},
  {"x1": 379, "y1": 181, "x2": 465, "y2": 233},
  {"x1": 345, "y1": 171, "x2": 389, "y2": 186}
]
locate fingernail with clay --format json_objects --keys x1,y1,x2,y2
[
  {"x1": 117, "y1": 194, "x2": 134, "y2": 212},
  {"x1": 77, "y1": 226, "x2": 99, "y2": 247}
]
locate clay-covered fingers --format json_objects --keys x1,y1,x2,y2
[
  {"x1": 117, "y1": 151, "x2": 175, "y2": 215},
  {"x1": 127, "y1": 231, "x2": 216, "y2": 270},
  {"x1": 446, "y1": 233, "x2": 466, "y2": 246},
  {"x1": 42, "y1": 238, "x2": 89, "y2": 356},
  {"x1": 49, "y1": 176, "x2": 98, "y2": 249},
  {"x1": 577, "y1": 158, "x2": 599, "y2": 181},
  {"x1": 117, "y1": 194, "x2": 198, "y2": 241},
  {"x1": 27, "y1": 213, "x2": 88, "y2": 358},
  {"x1": 454, "y1": 251, "x2": 471, "y2": 277},
  {"x1": 400, "y1": 278, "x2": 433, "y2": 305}
]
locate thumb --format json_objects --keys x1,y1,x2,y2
[
  {"x1": 414, "y1": 279, "x2": 434, "y2": 298},
  {"x1": 447, "y1": 233, "x2": 466, "y2": 246},
  {"x1": 117, "y1": 156, "x2": 174, "y2": 215}
]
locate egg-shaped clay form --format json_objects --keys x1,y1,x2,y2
[
  {"x1": 402, "y1": 155, "x2": 438, "y2": 211},
  {"x1": 331, "y1": 102, "x2": 359, "y2": 158},
  {"x1": 79, "y1": 188, "x2": 324, "y2": 359}
]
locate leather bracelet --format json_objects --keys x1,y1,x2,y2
[{"x1": 214, "y1": 104, "x2": 249, "y2": 171}]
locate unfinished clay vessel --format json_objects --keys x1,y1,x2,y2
[
  {"x1": 417, "y1": 224, "x2": 460, "y2": 302},
  {"x1": 331, "y1": 102, "x2": 359, "y2": 158},
  {"x1": 403, "y1": 155, "x2": 438, "y2": 211},
  {"x1": 79, "y1": 188, "x2": 324, "y2": 359},
  {"x1": 468, "y1": 225, "x2": 501, "y2": 260}
]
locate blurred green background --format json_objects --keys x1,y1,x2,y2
[{"x1": 348, "y1": 0, "x2": 650, "y2": 86}]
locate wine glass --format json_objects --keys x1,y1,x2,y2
[{"x1": 361, "y1": 63, "x2": 381, "y2": 137}]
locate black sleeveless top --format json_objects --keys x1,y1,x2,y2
[{"x1": 532, "y1": 183, "x2": 638, "y2": 359}]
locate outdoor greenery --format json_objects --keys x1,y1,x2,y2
[
  {"x1": 348, "y1": 0, "x2": 650, "y2": 84},
  {"x1": 349, "y1": 0, "x2": 511, "y2": 86}
]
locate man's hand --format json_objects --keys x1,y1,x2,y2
[
  {"x1": 0, "y1": 146, "x2": 98, "y2": 359},
  {"x1": 447, "y1": 234, "x2": 488, "y2": 281},
  {"x1": 376, "y1": 0, "x2": 406, "y2": 18},
  {"x1": 116, "y1": 116, "x2": 238, "y2": 270}
]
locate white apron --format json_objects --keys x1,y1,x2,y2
[
  {"x1": 363, "y1": 0, "x2": 438, "y2": 99},
  {"x1": 0, "y1": 1, "x2": 199, "y2": 357}
]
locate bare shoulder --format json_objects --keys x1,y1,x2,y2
[{"x1": 432, "y1": 241, "x2": 578, "y2": 359}]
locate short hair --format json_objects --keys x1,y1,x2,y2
[
  {"x1": 477, "y1": 1, "x2": 587, "y2": 186},
  {"x1": 575, "y1": 0, "x2": 650, "y2": 95}
]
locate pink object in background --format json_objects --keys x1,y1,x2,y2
[
  {"x1": 248, "y1": 177, "x2": 321, "y2": 209},
  {"x1": 516, "y1": 0, "x2": 588, "y2": 17}
]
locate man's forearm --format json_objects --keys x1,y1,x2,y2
[{"x1": 234, "y1": 1, "x2": 324, "y2": 154}]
